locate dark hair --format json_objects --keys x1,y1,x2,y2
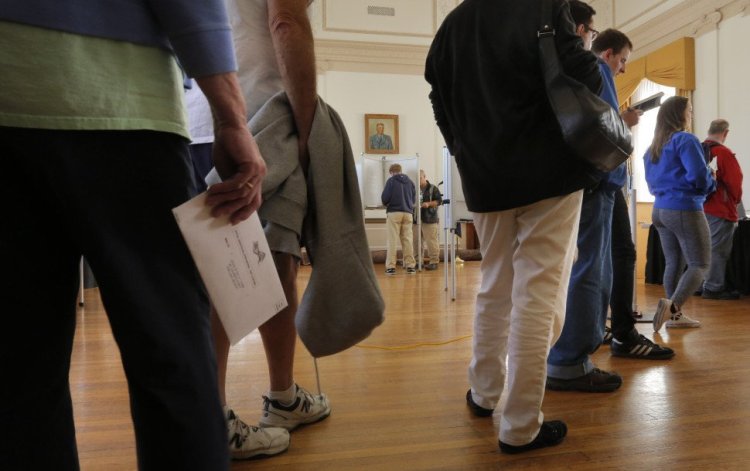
[
  {"x1": 649, "y1": 96, "x2": 690, "y2": 163},
  {"x1": 592, "y1": 29, "x2": 633, "y2": 55},
  {"x1": 568, "y1": 0, "x2": 596, "y2": 27},
  {"x1": 708, "y1": 118, "x2": 729, "y2": 135}
]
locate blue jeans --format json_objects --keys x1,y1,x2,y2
[
  {"x1": 548, "y1": 186, "x2": 615, "y2": 379},
  {"x1": 703, "y1": 214, "x2": 737, "y2": 292}
]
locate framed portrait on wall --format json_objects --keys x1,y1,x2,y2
[{"x1": 365, "y1": 114, "x2": 399, "y2": 154}]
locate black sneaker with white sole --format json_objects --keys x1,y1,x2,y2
[
  {"x1": 611, "y1": 334, "x2": 675, "y2": 360},
  {"x1": 385, "y1": 268, "x2": 396, "y2": 276}
]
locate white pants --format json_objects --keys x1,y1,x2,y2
[
  {"x1": 468, "y1": 191, "x2": 582, "y2": 445},
  {"x1": 386, "y1": 211, "x2": 415, "y2": 269}
]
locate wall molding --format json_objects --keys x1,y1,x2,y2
[
  {"x1": 313, "y1": 0, "x2": 750, "y2": 76},
  {"x1": 616, "y1": 0, "x2": 670, "y2": 31},
  {"x1": 625, "y1": 0, "x2": 750, "y2": 59},
  {"x1": 315, "y1": 39, "x2": 429, "y2": 75}
]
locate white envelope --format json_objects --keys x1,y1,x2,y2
[{"x1": 173, "y1": 193, "x2": 287, "y2": 345}]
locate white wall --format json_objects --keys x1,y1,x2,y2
[
  {"x1": 317, "y1": 70, "x2": 447, "y2": 249},
  {"x1": 318, "y1": 70, "x2": 442, "y2": 178},
  {"x1": 694, "y1": 12, "x2": 750, "y2": 210}
]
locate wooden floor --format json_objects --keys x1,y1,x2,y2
[{"x1": 71, "y1": 262, "x2": 750, "y2": 470}]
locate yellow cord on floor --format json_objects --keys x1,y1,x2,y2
[{"x1": 355, "y1": 334, "x2": 473, "y2": 351}]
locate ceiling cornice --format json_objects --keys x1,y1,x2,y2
[
  {"x1": 625, "y1": 0, "x2": 750, "y2": 59},
  {"x1": 315, "y1": 39, "x2": 429, "y2": 75},
  {"x1": 313, "y1": 0, "x2": 750, "y2": 75}
]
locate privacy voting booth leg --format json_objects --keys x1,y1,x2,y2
[
  {"x1": 78, "y1": 257, "x2": 85, "y2": 307},
  {"x1": 441, "y1": 146, "x2": 460, "y2": 301}
]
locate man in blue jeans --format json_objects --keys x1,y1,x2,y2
[{"x1": 546, "y1": 23, "x2": 657, "y2": 392}]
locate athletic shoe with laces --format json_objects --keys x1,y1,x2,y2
[
  {"x1": 385, "y1": 268, "x2": 396, "y2": 276},
  {"x1": 499, "y1": 420, "x2": 567, "y2": 454},
  {"x1": 653, "y1": 298, "x2": 673, "y2": 332},
  {"x1": 611, "y1": 334, "x2": 675, "y2": 359},
  {"x1": 666, "y1": 311, "x2": 701, "y2": 328},
  {"x1": 406, "y1": 267, "x2": 417, "y2": 274},
  {"x1": 224, "y1": 406, "x2": 289, "y2": 460},
  {"x1": 602, "y1": 326, "x2": 613, "y2": 345},
  {"x1": 259, "y1": 384, "x2": 331, "y2": 431}
]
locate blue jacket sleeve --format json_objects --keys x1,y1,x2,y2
[
  {"x1": 147, "y1": 0, "x2": 237, "y2": 78},
  {"x1": 381, "y1": 179, "x2": 392, "y2": 205},
  {"x1": 679, "y1": 135, "x2": 716, "y2": 196}
]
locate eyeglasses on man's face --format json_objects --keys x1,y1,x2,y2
[{"x1": 584, "y1": 24, "x2": 599, "y2": 40}]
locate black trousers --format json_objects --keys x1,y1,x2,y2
[
  {"x1": 609, "y1": 189, "x2": 637, "y2": 340},
  {"x1": 0, "y1": 128, "x2": 228, "y2": 470}
]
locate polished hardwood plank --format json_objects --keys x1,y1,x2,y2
[{"x1": 70, "y1": 262, "x2": 750, "y2": 470}]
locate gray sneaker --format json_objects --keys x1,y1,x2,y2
[
  {"x1": 259, "y1": 384, "x2": 331, "y2": 431},
  {"x1": 653, "y1": 298, "x2": 672, "y2": 332},
  {"x1": 225, "y1": 406, "x2": 289, "y2": 460}
]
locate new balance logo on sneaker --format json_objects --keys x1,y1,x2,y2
[
  {"x1": 224, "y1": 406, "x2": 289, "y2": 460},
  {"x1": 259, "y1": 384, "x2": 331, "y2": 431}
]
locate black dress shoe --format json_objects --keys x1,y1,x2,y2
[
  {"x1": 499, "y1": 420, "x2": 567, "y2": 454},
  {"x1": 465, "y1": 389, "x2": 493, "y2": 417},
  {"x1": 546, "y1": 368, "x2": 622, "y2": 392}
]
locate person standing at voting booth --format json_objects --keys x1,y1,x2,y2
[
  {"x1": 382, "y1": 163, "x2": 417, "y2": 275},
  {"x1": 426, "y1": 0, "x2": 603, "y2": 453},
  {"x1": 413, "y1": 169, "x2": 443, "y2": 270}
]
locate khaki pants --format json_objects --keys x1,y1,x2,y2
[
  {"x1": 413, "y1": 222, "x2": 440, "y2": 264},
  {"x1": 467, "y1": 190, "x2": 582, "y2": 446},
  {"x1": 386, "y1": 211, "x2": 415, "y2": 269}
]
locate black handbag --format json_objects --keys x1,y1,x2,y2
[{"x1": 538, "y1": 0, "x2": 633, "y2": 172}]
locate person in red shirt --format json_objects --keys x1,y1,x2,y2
[{"x1": 702, "y1": 119, "x2": 744, "y2": 299}]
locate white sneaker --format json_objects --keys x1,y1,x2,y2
[
  {"x1": 225, "y1": 406, "x2": 289, "y2": 460},
  {"x1": 653, "y1": 298, "x2": 672, "y2": 332},
  {"x1": 666, "y1": 312, "x2": 701, "y2": 328},
  {"x1": 259, "y1": 384, "x2": 331, "y2": 431}
]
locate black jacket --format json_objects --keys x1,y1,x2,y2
[
  {"x1": 425, "y1": 0, "x2": 603, "y2": 212},
  {"x1": 417, "y1": 181, "x2": 442, "y2": 224}
]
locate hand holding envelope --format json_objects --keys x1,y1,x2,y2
[{"x1": 173, "y1": 193, "x2": 287, "y2": 345}]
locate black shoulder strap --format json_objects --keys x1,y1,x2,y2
[{"x1": 703, "y1": 141, "x2": 720, "y2": 162}]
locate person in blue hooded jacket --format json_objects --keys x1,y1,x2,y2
[
  {"x1": 381, "y1": 163, "x2": 417, "y2": 275},
  {"x1": 645, "y1": 96, "x2": 716, "y2": 332}
]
